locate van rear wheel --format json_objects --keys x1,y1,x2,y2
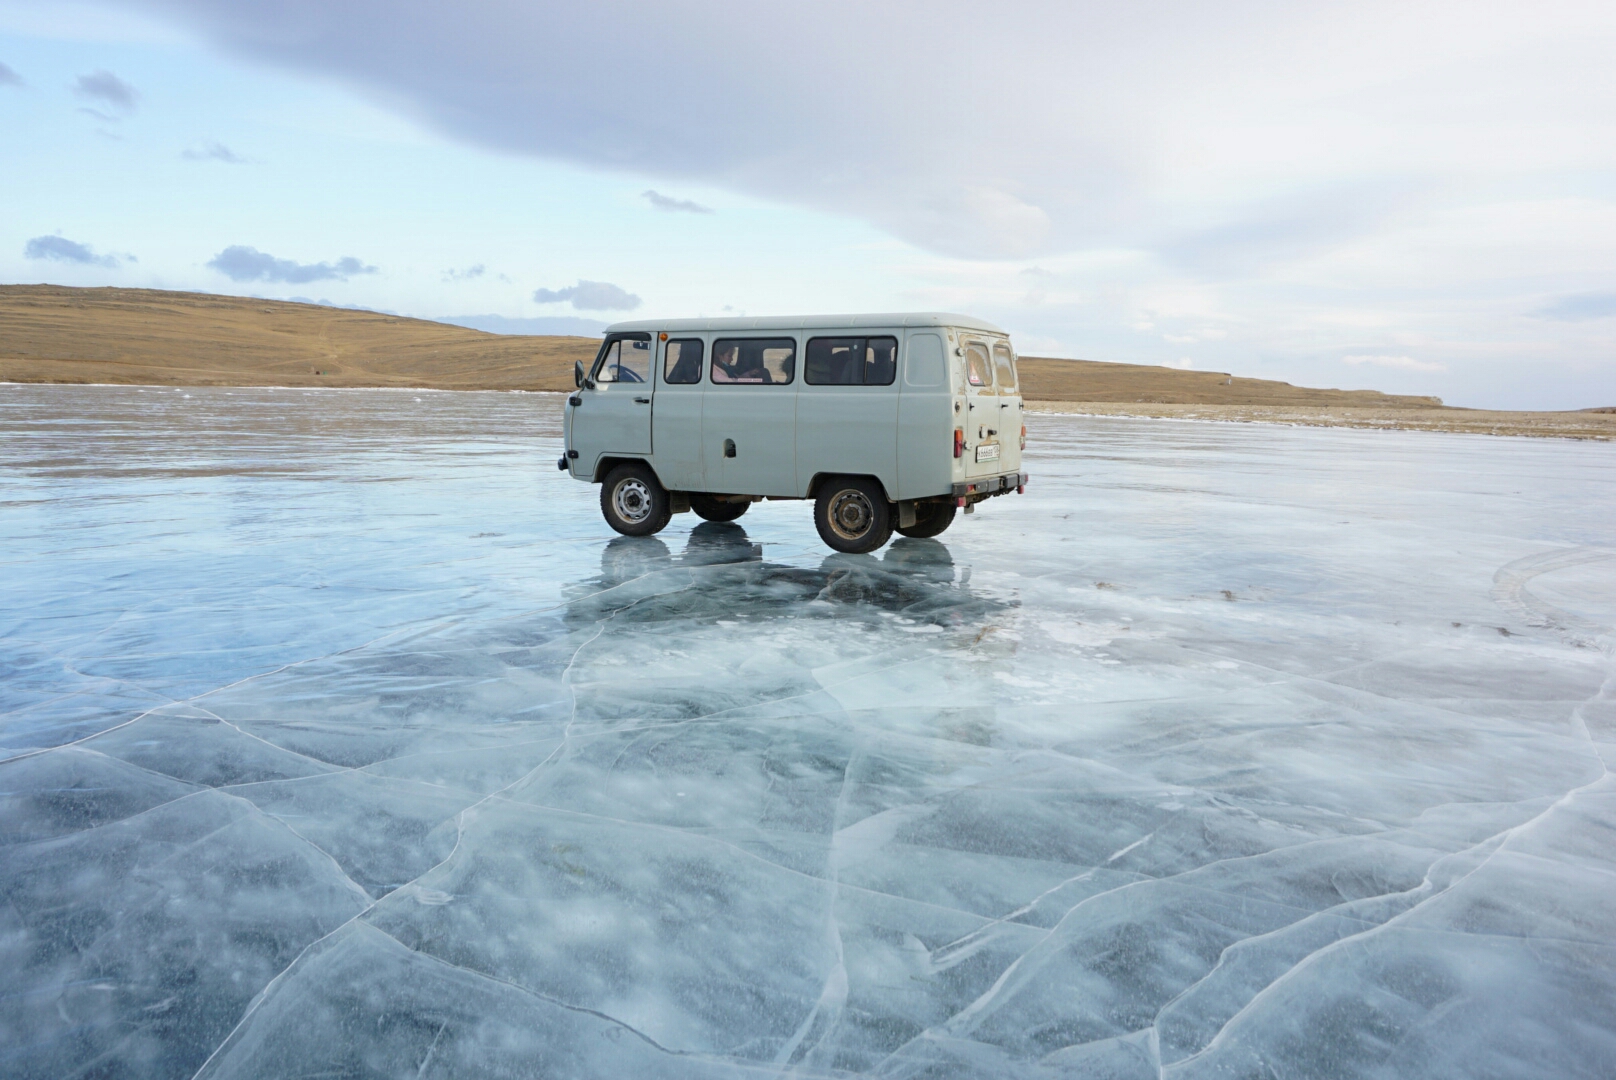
[
  {"x1": 814, "y1": 476, "x2": 893, "y2": 554},
  {"x1": 601, "y1": 463, "x2": 672, "y2": 536},
  {"x1": 896, "y1": 500, "x2": 956, "y2": 539},
  {"x1": 690, "y1": 494, "x2": 749, "y2": 522}
]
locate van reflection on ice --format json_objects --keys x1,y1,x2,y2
[{"x1": 569, "y1": 523, "x2": 1012, "y2": 632}]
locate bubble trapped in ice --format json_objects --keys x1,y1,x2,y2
[{"x1": 1, "y1": 384, "x2": 1614, "y2": 1079}]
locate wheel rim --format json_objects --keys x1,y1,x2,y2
[
  {"x1": 827, "y1": 489, "x2": 875, "y2": 540},
  {"x1": 613, "y1": 478, "x2": 654, "y2": 524}
]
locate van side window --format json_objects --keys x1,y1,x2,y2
[
  {"x1": 594, "y1": 338, "x2": 651, "y2": 384},
  {"x1": 711, "y1": 338, "x2": 796, "y2": 385},
  {"x1": 663, "y1": 339, "x2": 703, "y2": 384},
  {"x1": 806, "y1": 336, "x2": 898, "y2": 385},
  {"x1": 964, "y1": 342, "x2": 992, "y2": 387},
  {"x1": 992, "y1": 342, "x2": 1018, "y2": 392},
  {"x1": 865, "y1": 337, "x2": 897, "y2": 385}
]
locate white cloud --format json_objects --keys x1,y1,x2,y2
[
  {"x1": 114, "y1": 1, "x2": 1616, "y2": 263},
  {"x1": 532, "y1": 280, "x2": 641, "y2": 312},
  {"x1": 182, "y1": 139, "x2": 251, "y2": 163},
  {"x1": 643, "y1": 190, "x2": 712, "y2": 214},
  {"x1": 73, "y1": 68, "x2": 137, "y2": 112},
  {"x1": 207, "y1": 245, "x2": 376, "y2": 283},
  {"x1": 24, "y1": 234, "x2": 124, "y2": 267},
  {"x1": 1343, "y1": 354, "x2": 1446, "y2": 373},
  {"x1": 1163, "y1": 333, "x2": 1197, "y2": 343}
]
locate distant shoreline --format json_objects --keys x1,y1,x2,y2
[
  {"x1": 1025, "y1": 400, "x2": 1616, "y2": 441},
  {"x1": 7, "y1": 381, "x2": 1610, "y2": 442},
  {"x1": 5, "y1": 285, "x2": 1610, "y2": 441}
]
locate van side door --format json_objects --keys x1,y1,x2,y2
[
  {"x1": 569, "y1": 333, "x2": 653, "y2": 479},
  {"x1": 702, "y1": 337, "x2": 798, "y2": 496}
]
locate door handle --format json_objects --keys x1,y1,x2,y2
[{"x1": 634, "y1": 396, "x2": 651, "y2": 404}]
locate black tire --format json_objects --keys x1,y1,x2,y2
[
  {"x1": 896, "y1": 500, "x2": 957, "y2": 539},
  {"x1": 690, "y1": 494, "x2": 750, "y2": 522},
  {"x1": 600, "y1": 462, "x2": 672, "y2": 536},
  {"x1": 814, "y1": 476, "x2": 893, "y2": 554}
]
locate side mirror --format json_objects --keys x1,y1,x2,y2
[{"x1": 574, "y1": 360, "x2": 584, "y2": 388}]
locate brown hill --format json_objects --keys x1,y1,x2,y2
[
  {"x1": 0, "y1": 285, "x2": 594, "y2": 391},
  {"x1": 1017, "y1": 356, "x2": 1443, "y2": 409},
  {"x1": 0, "y1": 284, "x2": 1478, "y2": 412}
]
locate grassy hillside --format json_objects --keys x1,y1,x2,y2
[
  {"x1": 0, "y1": 285, "x2": 592, "y2": 391},
  {"x1": 3, "y1": 285, "x2": 1437, "y2": 408},
  {"x1": 1017, "y1": 356, "x2": 1444, "y2": 408}
]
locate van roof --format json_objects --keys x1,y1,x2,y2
[{"x1": 602, "y1": 312, "x2": 1008, "y2": 335}]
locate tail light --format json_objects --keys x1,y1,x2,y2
[
  {"x1": 1020, "y1": 425, "x2": 1027, "y2": 450},
  {"x1": 953, "y1": 428, "x2": 964, "y2": 458}
]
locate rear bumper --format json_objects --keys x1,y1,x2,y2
[{"x1": 952, "y1": 472, "x2": 1028, "y2": 501}]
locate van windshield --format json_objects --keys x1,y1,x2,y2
[{"x1": 992, "y1": 342, "x2": 1018, "y2": 393}]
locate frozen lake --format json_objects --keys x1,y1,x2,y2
[{"x1": 3, "y1": 384, "x2": 1613, "y2": 1079}]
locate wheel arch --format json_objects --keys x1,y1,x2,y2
[
  {"x1": 592, "y1": 455, "x2": 665, "y2": 486},
  {"x1": 807, "y1": 472, "x2": 894, "y2": 503}
]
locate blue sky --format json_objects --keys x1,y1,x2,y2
[{"x1": 3, "y1": 0, "x2": 1614, "y2": 409}]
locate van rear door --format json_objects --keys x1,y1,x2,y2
[
  {"x1": 991, "y1": 340, "x2": 1024, "y2": 475},
  {"x1": 960, "y1": 337, "x2": 1003, "y2": 479}
]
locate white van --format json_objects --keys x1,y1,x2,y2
[{"x1": 559, "y1": 313, "x2": 1028, "y2": 553}]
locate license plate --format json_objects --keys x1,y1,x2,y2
[{"x1": 975, "y1": 443, "x2": 1000, "y2": 463}]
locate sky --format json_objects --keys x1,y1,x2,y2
[{"x1": 3, "y1": 0, "x2": 1615, "y2": 409}]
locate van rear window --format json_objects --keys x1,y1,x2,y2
[
  {"x1": 711, "y1": 338, "x2": 796, "y2": 385},
  {"x1": 805, "y1": 337, "x2": 898, "y2": 386},
  {"x1": 964, "y1": 342, "x2": 992, "y2": 387},
  {"x1": 992, "y1": 342, "x2": 1019, "y2": 392}
]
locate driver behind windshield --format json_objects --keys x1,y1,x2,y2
[{"x1": 599, "y1": 338, "x2": 649, "y2": 383}]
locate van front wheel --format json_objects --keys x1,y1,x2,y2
[
  {"x1": 814, "y1": 477, "x2": 893, "y2": 554},
  {"x1": 690, "y1": 494, "x2": 749, "y2": 522},
  {"x1": 896, "y1": 500, "x2": 957, "y2": 539},
  {"x1": 601, "y1": 463, "x2": 672, "y2": 536}
]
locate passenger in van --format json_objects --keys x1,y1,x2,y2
[
  {"x1": 735, "y1": 353, "x2": 771, "y2": 383},
  {"x1": 711, "y1": 342, "x2": 740, "y2": 384},
  {"x1": 712, "y1": 342, "x2": 770, "y2": 383}
]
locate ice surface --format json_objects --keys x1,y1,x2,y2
[{"x1": 3, "y1": 385, "x2": 1614, "y2": 1078}]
